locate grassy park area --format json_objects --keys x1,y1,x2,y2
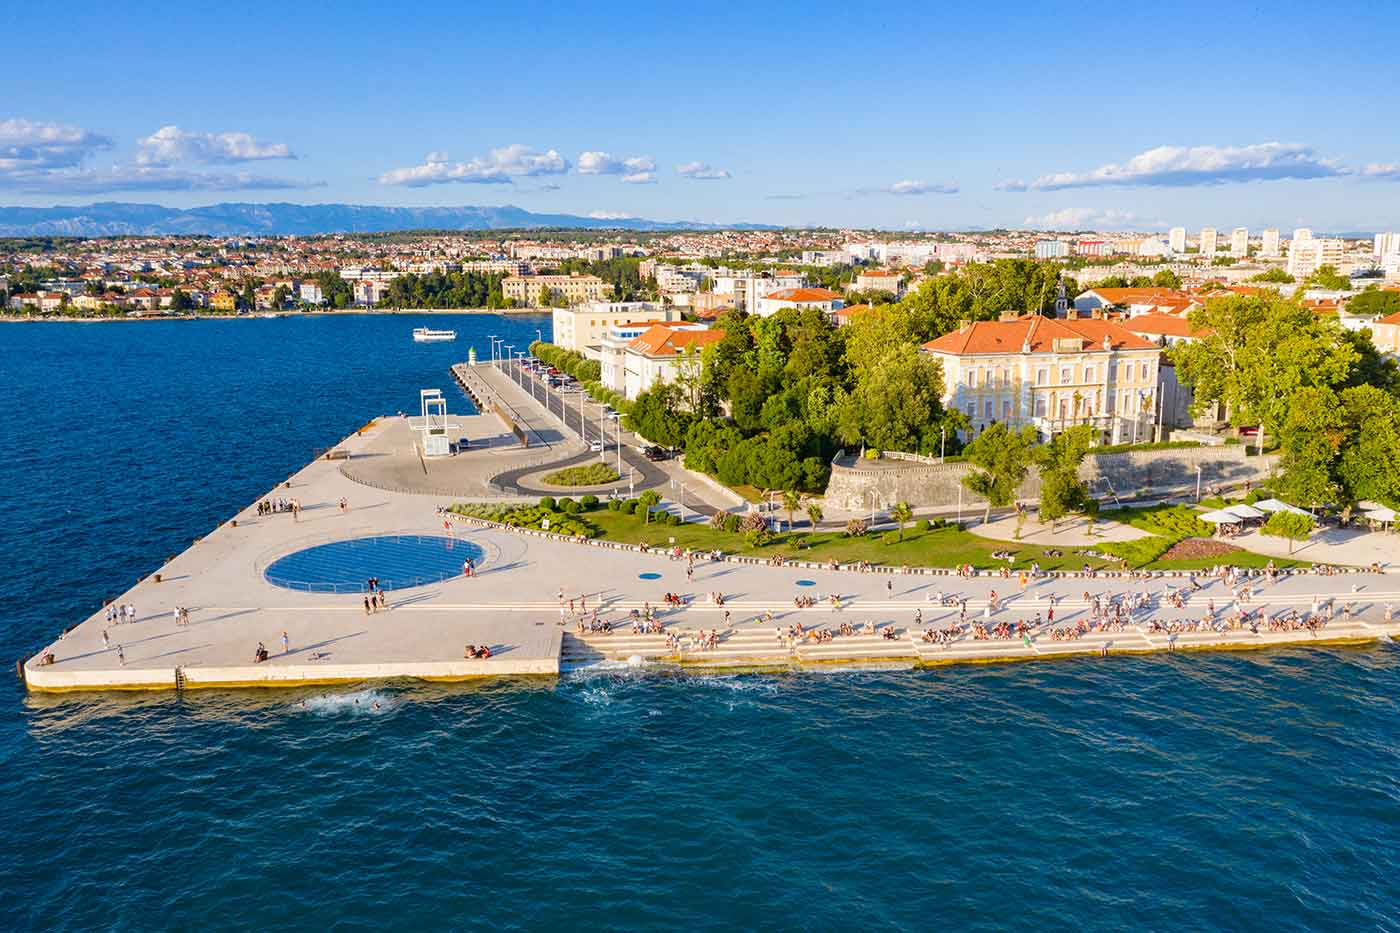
[
  {"x1": 454, "y1": 495, "x2": 1322, "y2": 572},
  {"x1": 540, "y1": 463, "x2": 621, "y2": 487}
]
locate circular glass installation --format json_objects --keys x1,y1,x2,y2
[
  {"x1": 638, "y1": 572, "x2": 663, "y2": 580},
  {"x1": 265, "y1": 535, "x2": 484, "y2": 593}
]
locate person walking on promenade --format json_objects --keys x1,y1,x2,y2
[
  {"x1": 102, "y1": 629, "x2": 110, "y2": 649},
  {"x1": 282, "y1": 631, "x2": 290, "y2": 655},
  {"x1": 117, "y1": 645, "x2": 125, "y2": 666},
  {"x1": 364, "y1": 595, "x2": 372, "y2": 615},
  {"x1": 339, "y1": 497, "x2": 347, "y2": 513},
  {"x1": 724, "y1": 609, "x2": 732, "y2": 628},
  {"x1": 887, "y1": 579, "x2": 893, "y2": 599}
]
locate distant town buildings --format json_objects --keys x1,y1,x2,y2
[
  {"x1": 550, "y1": 300, "x2": 675, "y2": 353},
  {"x1": 1287, "y1": 236, "x2": 1345, "y2": 279},
  {"x1": 1168, "y1": 227, "x2": 1187, "y2": 254},
  {"x1": 1261, "y1": 228, "x2": 1281, "y2": 257},
  {"x1": 1230, "y1": 227, "x2": 1249, "y2": 256},
  {"x1": 502, "y1": 273, "x2": 613, "y2": 307},
  {"x1": 1199, "y1": 227, "x2": 1218, "y2": 259}
]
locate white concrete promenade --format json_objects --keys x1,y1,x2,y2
[{"x1": 23, "y1": 418, "x2": 1400, "y2": 694}]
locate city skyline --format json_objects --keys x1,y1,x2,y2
[{"x1": 4, "y1": 0, "x2": 1399, "y2": 232}]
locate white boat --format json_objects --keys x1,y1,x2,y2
[{"x1": 413, "y1": 327, "x2": 457, "y2": 343}]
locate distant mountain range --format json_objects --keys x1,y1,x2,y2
[{"x1": 0, "y1": 202, "x2": 780, "y2": 237}]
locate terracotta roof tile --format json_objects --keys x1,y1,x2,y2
[
  {"x1": 627, "y1": 324, "x2": 725, "y2": 357},
  {"x1": 922, "y1": 316, "x2": 1158, "y2": 356}
]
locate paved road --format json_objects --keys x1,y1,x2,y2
[{"x1": 486, "y1": 360, "x2": 723, "y2": 514}]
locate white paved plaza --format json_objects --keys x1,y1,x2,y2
[{"x1": 24, "y1": 417, "x2": 1400, "y2": 693}]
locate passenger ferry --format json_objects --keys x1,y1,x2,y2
[{"x1": 413, "y1": 327, "x2": 458, "y2": 343}]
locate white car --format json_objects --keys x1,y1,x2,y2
[{"x1": 589, "y1": 441, "x2": 604, "y2": 452}]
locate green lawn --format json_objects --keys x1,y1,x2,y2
[
  {"x1": 541, "y1": 463, "x2": 620, "y2": 486},
  {"x1": 582, "y1": 510, "x2": 1114, "y2": 571}
]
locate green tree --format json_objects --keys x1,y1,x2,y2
[
  {"x1": 804, "y1": 500, "x2": 823, "y2": 528},
  {"x1": 1035, "y1": 425, "x2": 1094, "y2": 531},
  {"x1": 1260, "y1": 510, "x2": 1314, "y2": 555},
  {"x1": 1152, "y1": 269, "x2": 1182, "y2": 289},
  {"x1": 782, "y1": 490, "x2": 801, "y2": 532},
  {"x1": 835, "y1": 345, "x2": 949, "y2": 454},
  {"x1": 1336, "y1": 385, "x2": 1400, "y2": 507},
  {"x1": 169, "y1": 289, "x2": 192, "y2": 312},
  {"x1": 1304, "y1": 264, "x2": 1350, "y2": 291},
  {"x1": 1171, "y1": 294, "x2": 1358, "y2": 436},
  {"x1": 961, "y1": 422, "x2": 1037, "y2": 523},
  {"x1": 1248, "y1": 268, "x2": 1294, "y2": 284},
  {"x1": 637, "y1": 489, "x2": 661, "y2": 524},
  {"x1": 1346, "y1": 289, "x2": 1400, "y2": 320},
  {"x1": 889, "y1": 501, "x2": 914, "y2": 541},
  {"x1": 1275, "y1": 387, "x2": 1346, "y2": 508}
]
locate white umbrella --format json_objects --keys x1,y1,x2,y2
[
  {"x1": 1225, "y1": 503, "x2": 1266, "y2": 520},
  {"x1": 1364, "y1": 507, "x2": 1397, "y2": 523},
  {"x1": 1200, "y1": 509, "x2": 1242, "y2": 524},
  {"x1": 1253, "y1": 498, "x2": 1310, "y2": 516}
]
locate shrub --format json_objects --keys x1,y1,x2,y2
[
  {"x1": 1100, "y1": 536, "x2": 1176, "y2": 566},
  {"x1": 561, "y1": 499, "x2": 582, "y2": 514},
  {"x1": 580, "y1": 494, "x2": 599, "y2": 509},
  {"x1": 709, "y1": 510, "x2": 728, "y2": 530},
  {"x1": 538, "y1": 496, "x2": 556, "y2": 511},
  {"x1": 665, "y1": 512, "x2": 681, "y2": 526},
  {"x1": 915, "y1": 518, "x2": 931, "y2": 532},
  {"x1": 607, "y1": 498, "x2": 621, "y2": 512},
  {"x1": 622, "y1": 499, "x2": 638, "y2": 515},
  {"x1": 745, "y1": 527, "x2": 774, "y2": 547},
  {"x1": 846, "y1": 518, "x2": 868, "y2": 537},
  {"x1": 882, "y1": 531, "x2": 901, "y2": 545},
  {"x1": 541, "y1": 463, "x2": 621, "y2": 487},
  {"x1": 740, "y1": 511, "x2": 769, "y2": 533},
  {"x1": 865, "y1": 449, "x2": 881, "y2": 460},
  {"x1": 722, "y1": 514, "x2": 741, "y2": 534}
]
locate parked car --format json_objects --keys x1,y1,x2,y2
[
  {"x1": 643, "y1": 445, "x2": 669, "y2": 462},
  {"x1": 589, "y1": 441, "x2": 604, "y2": 452}
]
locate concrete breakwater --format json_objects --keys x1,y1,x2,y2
[{"x1": 824, "y1": 445, "x2": 1279, "y2": 512}]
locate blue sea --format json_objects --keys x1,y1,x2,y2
[{"x1": 3, "y1": 315, "x2": 1400, "y2": 932}]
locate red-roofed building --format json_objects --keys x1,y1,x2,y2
[
  {"x1": 921, "y1": 316, "x2": 1163, "y2": 442},
  {"x1": 853, "y1": 269, "x2": 904, "y2": 295},
  {"x1": 1372, "y1": 310, "x2": 1400, "y2": 356},
  {"x1": 830, "y1": 303, "x2": 874, "y2": 327},
  {"x1": 754, "y1": 286, "x2": 843, "y2": 318},
  {"x1": 1073, "y1": 287, "x2": 1200, "y2": 318},
  {"x1": 606, "y1": 322, "x2": 725, "y2": 400},
  {"x1": 1122, "y1": 312, "x2": 1210, "y2": 347}
]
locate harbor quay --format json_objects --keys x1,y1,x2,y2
[{"x1": 21, "y1": 415, "x2": 1400, "y2": 694}]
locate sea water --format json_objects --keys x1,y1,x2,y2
[{"x1": 2, "y1": 316, "x2": 1399, "y2": 931}]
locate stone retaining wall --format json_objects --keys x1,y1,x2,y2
[{"x1": 824, "y1": 446, "x2": 1280, "y2": 512}]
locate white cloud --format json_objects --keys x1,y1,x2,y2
[
  {"x1": 0, "y1": 117, "x2": 113, "y2": 173},
  {"x1": 136, "y1": 125, "x2": 294, "y2": 165},
  {"x1": 884, "y1": 179, "x2": 958, "y2": 195},
  {"x1": 378, "y1": 144, "x2": 569, "y2": 186},
  {"x1": 587, "y1": 210, "x2": 633, "y2": 220},
  {"x1": 997, "y1": 143, "x2": 1348, "y2": 191},
  {"x1": 1361, "y1": 163, "x2": 1400, "y2": 180},
  {"x1": 1021, "y1": 207, "x2": 1159, "y2": 230},
  {"x1": 577, "y1": 151, "x2": 656, "y2": 184},
  {"x1": 0, "y1": 116, "x2": 315, "y2": 193},
  {"x1": 676, "y1": 160, "x2": 731, "y2": 180}
]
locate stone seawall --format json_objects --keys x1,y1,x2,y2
[{"x1": 824, "y1": 446, "x2": 1279, "y2": 511}]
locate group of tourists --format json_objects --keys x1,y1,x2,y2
[
  {"x1": 105, "y1": 603, "x2": 137, "y2": 625},
  {"x1": 463, "y1": 644, "x2": 492, "y2": 659},
  {"x1": 171, "y1": 606, "x2": 192, "y2": 626},
  {"x1": 258, "y1": 497, "x2": 301, "y2": 519}
]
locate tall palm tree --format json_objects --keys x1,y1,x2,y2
[
  {"x1": 805, "y1": 501, "x2": 823, "y2": 529},
  {"x1": 782, "y1": 491, "x2": 801, "y2": 532},
  {"x1": 890, "y1": 501, "x2": 914, "y2": 542}
]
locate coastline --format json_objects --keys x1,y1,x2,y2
[{"x1": 21, "y1": 417, "x2": 1400, "y2": 695}]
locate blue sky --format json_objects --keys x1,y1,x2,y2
[{"x1": 4, "y1": 0, "x2": 1398, "y2": 232}]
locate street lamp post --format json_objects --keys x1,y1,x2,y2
[
  {"x1": 1195, "y1": 464, "x2": 1203, "y2": 502},
  {"x1": 940, "y1": 425, "x2": 946, "y2": 462},
  {"x1": 487, "y1": 334, "x2": 496, "y2": 365}
]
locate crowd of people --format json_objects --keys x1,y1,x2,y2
[{"x1": 257, "y1": 497, "x2": 301, "y2": 519}]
